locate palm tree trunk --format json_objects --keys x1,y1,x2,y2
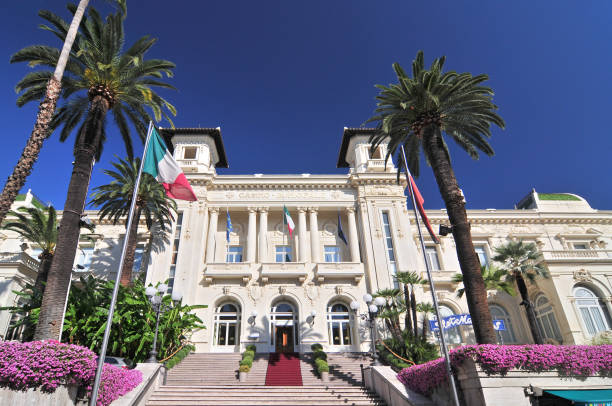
[
  {"x1": 515, "y1": 273, "x2": 543, "y2": 344},
  {"x1": 120, "y1": 207, "x2": 142, "y2": 286},
  {"x1": 403, "y1": 283, "x2": 412, "y2": 333},
  {"x1": 34, "y1": 96, "x2": 108, "y2": 341},
  {"x1": 411, "y1": 289, "x2": 418, "y2": 337},
  {"x1": 32, "y1": 252, "x2": 53, "y2": 300},
  {"x1": 423, "y1": 126, "x2": 496, "y2": 344},
  {"x1": 0, "y1": 0, "x2": 90, "y2": 225},
  {"x1": 422, "y1": 315, "x2": 429, "y2": 338}
]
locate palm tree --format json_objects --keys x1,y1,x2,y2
[
  {"x1": 493, "y1": 240, "x2": 549, "y2": 344},
  {"x1": 0, "y1": 1, "x2": 91, "y2": 225},
  {"x1": 3, "y1": 206, "x2": 58, "y2": 300},
  {"x1": 90, "y1": 157, "x2": 176, "y2": 286},
  {"x1": 395, "y1": 271, "x2": 427, "y2": 336},
  {"x1": 14, "y1": 6, "x2": 177, "y2": 341},
  {"x1": 368, "y1": 51, "x2": 505, "y2": 344},
  {"x1": 416, "y1": 302, "x2": 435, "y2": 338},
  {"x1": 374, "y1": 288, "x2": 403, "y2": 340},
  {"x1": 452, "y1": 265, "x2": 517, "y2": 298}
]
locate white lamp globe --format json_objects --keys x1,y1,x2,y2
[
  {"x1": 171, "y1": 291, "x2": 183, "y2": 302},
  {"x1": 363, "y1": 294, "x2": 373, "y2": 303},
  {"x1": 145, "y1": 286, "x2": 156, "y2": 297},
  {"x1": 310, "y1": 310, "x2": 317, "y2": 317},
  {"x1": 157, "y1": 283, "x2": 168, "y2": 294},
  {"x1": 251, "y1": 310, "x2": 258, "y2": 318},
  {"x1": 152, "y1": 295, "x2": 162, "y2": 305},
  {"x1": 350, "y1": 301, "x2": 360, "y2": 311},
  {"x1": 369, "y1": 304, "x2": 378, "y2": 314},
  {"x1": 374, "y1": 297, "x2": 386, "y2": 307}
]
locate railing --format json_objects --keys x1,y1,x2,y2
[
  {"x1": 542, "y1": 250, "x2": 612, "y2": 261},
  {"x1": 366, "y1": 159, "x2": 394, "y2": 172},
  {"x1": 0, "y1": 252, "x2": 39, "y2": 271}
]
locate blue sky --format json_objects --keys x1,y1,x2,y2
[{"x1": 1, "y1": 0, "x2": 611, "y2": 210}]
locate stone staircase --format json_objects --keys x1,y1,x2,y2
[
  {"x1": 147, "y1": 385, "x2": 385, "y2": 405},
  {"x1": 148, "y1": 352, "x2": 385, "y2": 406}
]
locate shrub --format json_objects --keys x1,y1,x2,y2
[
  {"x1": 246, "y1": 344, "x2": 257, "y2": 352},
  {"x1": 243, "y1": 350, "x2": 255, "y2": 359},
  {"x1": 315, "y1": 358, "x2": 329, "y2": 373},
  {"x1": 313, "y1": 350, "x2": 327, "y2": 361},
  {"x1": 239, "y1": 357, "x2": 253, "y2": 368},
  {"x1": 165, "y1": 344, "x2": 195, "y2": 369},
  {"x1": 311, "y1": 343, "x2": 323, "y2": 351},
  {"x1": 239, "y1": 365, "x2": 250, "y2": 373},
  {"x1": 397, "y1": 344, "x2": 612, "y2": 396},
  {"x1": 0, "y1": 341, "x2": 141, "y2": 406}
]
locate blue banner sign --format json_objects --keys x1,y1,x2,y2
[{"x1": 429, "y1": 313, "x2": 506, "y2": 331}]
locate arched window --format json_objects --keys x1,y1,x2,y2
[
  {"x1": 327, "y1": 303, "x2": 353, "y2": 346},
  {"x1": 574, "y1": 286, "x2": 610, "y2": 336},
  {"x1": 214, "y1": 303, "x2": 240, "y2": 347},
  {"x1": 489, "y1": 304, "x2": 517, "y2": 344},
  {"x1": 438, "y1": 305, "x2": 462, "y2": 345},
  {"x1": 534, "y1": 294, "x2": 562, "y2": 342}
]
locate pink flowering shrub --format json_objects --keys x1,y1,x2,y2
[
  {"x1": 0, "y1": 341, "x2": 141, "y2": 406},
  {"x1": 397, "y1": 345, "x2": 612, "y2": 396}
]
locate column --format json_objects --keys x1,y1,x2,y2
[
  {"x1": 205, "y1": 207, "x2": 219, "y2": 263},
  {"x1": 297, "y1": 208, "x2": 308, "y2": 262},
  {"x1": 346, "y1": 207, "x2": 360, "y2": 262},
  {"x1": 309, "y1": 208, "x2": 320, "y2": 263},
  {"x1": 247, "y1": 208, "x2": 257, "y2": 263},
  {"x1": 258, "y1": 207, "x2": 268, "y2": 262}
]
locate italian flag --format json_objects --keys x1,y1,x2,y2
[
  {"x1": 283, "y1": 205, "x2": 295, "y2": 237},
  {"x1": 143, "y1": 127, "x2": 197, "y2": 201}
]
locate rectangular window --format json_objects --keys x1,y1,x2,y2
[
  {"x1": 573, "y1": 243, "x2": 588, "y2": 250},
  {"x1": 275, "y1": 246, "x2": 292, "y2": 263},
  {"x1": 324, "y1": 246, "x2": 340, "y2": 263},
  {"x1": 226, "y1": 246, "x2": 243, "y2": 263},
  {"x1": 183, "y1": 147, "x2": 197, "y2": 160},
  {"x1": 168, "y1": 213, "x2": 184, "y2": 293},
  {"x1": 75, "y1": 247, "x2": 94, "y2": 271},
  {"x1": 425, "y1": 246, "x2": 441, "y2": 271},
  {"x1": 474, "y1": 246, "x2": 488, "y2": 266},
  {"x1": 381, "y1": 212, "x2": 397, "y2": 276}
]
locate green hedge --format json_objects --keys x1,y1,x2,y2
[
  {"x1": 311, "y1": 343, "x2": 323, "y2": 351},
  {"x1": 313, "y1": 350, "x2": 327, "y2": 361},
  {"x1": 246, "y1": 344, "x2": 257, "y2": 352},
  {"x1": 315, "y1": 358, "x2": 329, "y2": 373},
  {"x1": 239, "y1": 357, "x2": 253, "y2": 367},
  {"x1": 164, "y1": 344, "x2": 195, "y2": 369}
]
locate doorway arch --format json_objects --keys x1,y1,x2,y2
[{"x1": 270, "y1": 301, "x2": 298, "y2": 352}]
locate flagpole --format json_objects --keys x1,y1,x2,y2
[
  {"x1": 89, "y1": 121, "x2": 155, "y2": 406},
  {"x1": 400, "y1": 145, "x2": 460, "y2": 406}
]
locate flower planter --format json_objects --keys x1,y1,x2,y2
[
  {"x1": 321, "y1": 371, "x2": 329, "y2": 382},
  {"x1": 239, "y1": 371, "x2": 248, "y2": 382}
]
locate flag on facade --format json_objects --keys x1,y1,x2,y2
[
  {"x1": 226, "y1": 210, "x2": 233, "y2": 243},
  {"x1": 408, "y1": 174, "x2": 439, "y2": 244},
  {"x1": 337, "y1": 212, "x2": 348, "y2": 245},
  {"x1": 283, "y1": 205, "x2": 295, "y2": 237},
  {"x1": 143, "y1": 127, "x2": 197, "y2": 201}
]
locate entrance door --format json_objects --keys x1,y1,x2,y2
[{"x1": 275, "y1": 326, "x2": 294, "y2": 353}]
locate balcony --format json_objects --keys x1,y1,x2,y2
[
  {"x1": 176, "y1": 159, "x2": 210, "y2": 173},
  {"x1": 366, "y1": 159, "x2": 394, "y2": 172},
  {"x1": 541, "y1": 250, "x2": 612, "y2": 263},
  {"x1": 0, "y1": 252, "x2": 39, "y2": 273},
  {"x1": 315, "y1": 262, "x2": 364, "y2": 283},
  {"x1": 204, "y1": 262, "x2": 253, "y2": 284},
  {"x1": 260, "y1": 262, "x2": 308, "y2": 284}
]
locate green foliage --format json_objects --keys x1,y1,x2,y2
[
  {"x1": 310, "y1": 343, "x2": 323, "y2": 351},
  {"x1": 246, "y1": 344, "x2": 256, "y2": 352},
  {"x1": 239, "y1": 357, "x2": 253, "y2": 368},
  {"x1": 315, "y1": 358, "x2": 329, "y2": 373},
  {"x1": 452, "y1": 265, "x2": 517, "y2": 298},
  {"x1": 378, "y1": 329, "x2": 439, "y2": 369},
  {"x1": 243, "y1": 350, "x2": 255, "y2": 359},
  {"x1": 0, "y1": 283, "x2": 40, "y2": 341},
  {"x1": 538, "y1": 193, "x2": 580, "y2": 201},
  {"x1": 239, "y1": 364, "x2": 251, "y2": 373},
  {"x1": 313, "y1": 350, "x2": 327, "y2": 361},
  {"x1": 60, "y1": 276, "x2": 205, "y2": 363},
  {"x1": 3, "y1": 206, "x2": 58, "y2": 254},
  {"x1": 493, "y1": 240, "x2": 549, "y2": 283},
  {"x1": 164, "y1": 344, "x2": 195, "y2": 369}
]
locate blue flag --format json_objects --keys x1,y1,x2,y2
[
  {"x1": 337, "y1": 213, "x2": 348, "y2": 245},
  {"x1": 226, "y1": 210, "x2": 233, "y2": 242}
]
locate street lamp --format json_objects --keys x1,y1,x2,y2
[
  {"x1": 350, "y1": 294, "x2": 386, "y2": 366},
  {"x1": 145, "y1": 284, "x2": 182, "y2": 363}
]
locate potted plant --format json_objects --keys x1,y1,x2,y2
[{"x1": 238, "y1": 365, "x2": 250, "y2": 382}]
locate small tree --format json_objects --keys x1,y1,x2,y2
[
  {"x1": 452, "y1": 265, "x2": 516, "y2": 299},
  {"x1": 395, "y1": 271, "x2": 427, "y2": 336}
]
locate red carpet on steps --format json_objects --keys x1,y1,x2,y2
[{"x1": 265, "y1": 353, "x2": 303, "y2": 386}]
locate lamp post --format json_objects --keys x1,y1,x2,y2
[
  {"x1": 145, "y1": 284, "x2": 182, "y2": 363},
  {"x1": 350, "y1": 294, "x2": 386, "y2": 366}
]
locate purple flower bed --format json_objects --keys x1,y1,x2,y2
[
  {"x1": 397, "y1": 344, "x2": 612, "y2": 396},
  {"x1": 0, "y1": 340, "x2": 142, "y2": 406}
]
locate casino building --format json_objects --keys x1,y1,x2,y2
[{"x1": 1, "y1": 127, "x2": 611, "y2": 352}]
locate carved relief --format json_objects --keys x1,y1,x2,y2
[
  {"x1": 335, "y1": 286, "x2": 343, "y2": 295},
  {"x1": 222, "y1": 286, "x2": 230, "y2": 295},
  {"x1": 305, "y1": 283, "x2": 319, "y2": 304},
  {"x1": 573, "y1": 269, "x2": 592, "y2": 282},
  {"x1": 248, "y1": 285, "x2": 262, "y2": 304},
  {"x1": 279, "y1": 286, "x2": 287, "y2": 295}
]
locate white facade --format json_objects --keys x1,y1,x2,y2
[{"x1": 0, "y1": 129, "x2": 611, "y2": 352}]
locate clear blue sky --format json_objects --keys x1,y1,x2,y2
[{"x1": 1, "y1": 0, "x2": 610, "y2": 210}]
